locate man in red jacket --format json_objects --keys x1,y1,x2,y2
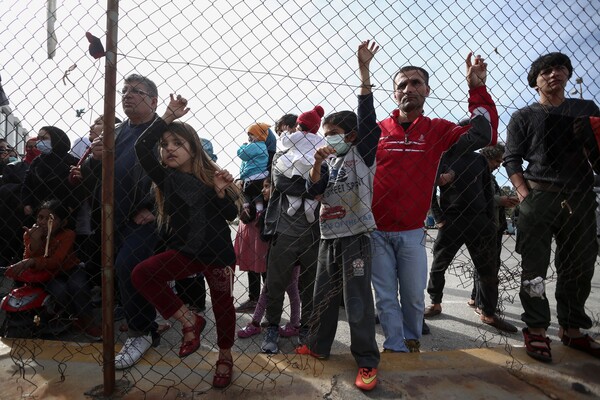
[{"x1": 362, "y1": 48, "x2": 499, "y2": 353}]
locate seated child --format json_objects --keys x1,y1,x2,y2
[
  {"x1": 275, "y1": 105, "x2": 325, "y2": 223},
  {"x1": 237, "y1": 122, "x2": 270, "y2": 213},
  {"x1": 6, "y1": 199, "x2": 100, "y2": 339}
]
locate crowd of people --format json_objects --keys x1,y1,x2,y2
[{"x1": 1, "y1": 40, "x2": 599, "y2": 391}]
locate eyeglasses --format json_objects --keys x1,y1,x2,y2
[
  {"x1": 0, "y1": 148, "x2": 9, "y2": 153},
  {"x1": 118, "y1": 87, "x2": 153, "y2": 97}
]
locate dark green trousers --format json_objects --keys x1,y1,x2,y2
[{"x1": 516, "y1": 189, "x2": 597, "y2": 330}]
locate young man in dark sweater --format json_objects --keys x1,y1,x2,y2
[{"x1": 504, "y1": 52, "x2": 600, "y2": 362}]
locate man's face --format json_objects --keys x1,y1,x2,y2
[
  {"x1": 393, "y1": 70, "x2": 430, "y2": 113},
  {"x1": 535, "y1": 65, "x2": 569, "y2": 97},
  {"x1": 488, "y1": 156, "x2": 503, "y2": 171},
  {"x1": 120, "y1": 81, "x2": 157, "y2": 120}
]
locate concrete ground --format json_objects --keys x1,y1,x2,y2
[
  {"x1": 1, "y1": 229, "x2": 599, "y2": 399},
  {"x1": 1, "y1": 338, "x2": 599, "y2": 399}
]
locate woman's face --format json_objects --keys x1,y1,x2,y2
[
  {"x1": 25, "y1": 139, "x2": 37, "y2": 152},
  {"x1": 37, "y1": 129, "x2": 51, "y2": 142},
  {"x1": 89, "y1": 117, "x2": 104, "y2": 141}
]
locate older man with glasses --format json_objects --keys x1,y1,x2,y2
[{"x1": 81, "y1": 74, "x2": 162, "y2": 369}]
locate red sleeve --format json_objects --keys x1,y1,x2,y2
[
  {"x1": 31, "y1": 230, "x2": 79, "y2": 273},
  {"x1": 591, "y1": 117, "x2": 600, "y2": 150},
  {"x1": 467, "y1": 85, "x2": 499, "y2": 145}
]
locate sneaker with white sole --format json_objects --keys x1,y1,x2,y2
[
  {"x1": 261, "y1": 326, "x2": 279, "y2": 354},
  {"x1": 115, "y1": 334, "x2": 152, "y2": 370}
]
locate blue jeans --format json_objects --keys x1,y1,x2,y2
[
  {"x1": 371, "y1": 228, "x2": 427, "y2": 352},
  {"x1": 45, "y1": 264, "x2": 94, "y2": 317},
  {"x1": 115, "y1": 221, "x2": 159, "y2": 336}
]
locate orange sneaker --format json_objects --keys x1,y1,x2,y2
[
  {"x1": 294, "y1": 344, "x2": 328, "y2": 359},
  {"x1": 355, "y1": 367, "x2": 377, "y2": 391}
]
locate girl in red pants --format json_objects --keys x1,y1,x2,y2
[{"x1": 132, "y1": 94, "x2": 240, "y2": 388}]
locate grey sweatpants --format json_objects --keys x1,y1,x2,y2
[{"x1": 308, "y1": 233, "x2": 380, "y2": 369}]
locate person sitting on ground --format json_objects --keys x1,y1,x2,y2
[
  {"x1": 22, "y1": 126, "x2": 80, "y2": 218},
  {"x1": 0, "y1": 138, "x2": 40, "y2": 266},
  {"x1": 81, "y1": 74, "x2": 166, "y2": 369},
  {"x1": 6, "y1": 199, "x2": 101, "y2": 339}
]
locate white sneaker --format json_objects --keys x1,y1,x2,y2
[{"x1": 115, "y1": 334, "x2": 152, "y2": 370}]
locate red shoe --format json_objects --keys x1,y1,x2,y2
[
  {"x1": 294, "y1": 344, "x2": 328, "y2": 359},
  {"x1": 179, "y1": 313, "x2": 206, "y2": 358},
  {"x1": 355, "y1": 367, "x2": 377, "y2": 391},
  {"x1": 561, "y1": 333, "x2": 600, "y2": 358},
  {"x1": 522, "y1": 327, "x2": 552, "y2": 363},
  {"x1": 213, "y1": 358, "x2": 233, "y2": 388}
]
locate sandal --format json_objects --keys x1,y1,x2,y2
[
  {"x1": 213, "y1": 358, "x2": 234, "y2": 388},
  {"x1": 522, "y1": 327, "x2": 552, "y2": 363},
  {"x1": 561, "y1": 333, "x2": 600, "y2": 359}
]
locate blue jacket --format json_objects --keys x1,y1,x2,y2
[{"x1": 237, "y1": 141, "x2": 268, "y2": 180}]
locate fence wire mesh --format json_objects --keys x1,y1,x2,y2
[{"x1": 1, "y1": 0, "x2": 599, "y2": 397}]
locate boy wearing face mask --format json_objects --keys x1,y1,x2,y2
[{"x1": 295, "y1": 42, "x2": 381, "y2": 392}]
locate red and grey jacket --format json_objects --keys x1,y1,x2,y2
[{"x1": 373, "y1": 85, "x2": 498, "y2": 232}]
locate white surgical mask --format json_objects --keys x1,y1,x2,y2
[
  {"x1": 36, "y1": 140, "x2": 52, "y2": 154},
  {"x1": 325, "y1": 134, "x2": 351, "y2": 156}
]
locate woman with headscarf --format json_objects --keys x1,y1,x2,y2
[
  {"x1": 0, "y1": 137, "x2": 40, "y2": 266},
  {"x1": 21, "y1": 126, "x2": 80, "y2": 217}
]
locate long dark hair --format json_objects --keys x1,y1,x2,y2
[{"x1": 154, "y1": 121, "x2": 242, "y2": 227}]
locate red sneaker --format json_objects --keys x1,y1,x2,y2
[
  {"x1": 294, "y1": 344, "x2": 327, "y2": 359},
  {"x1": 355, "y1": 367, "x2": 377, "y2": 391}
]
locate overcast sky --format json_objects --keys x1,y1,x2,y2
[{"x1": 1, "y1": 0, "x2": 599, "y2": 185}]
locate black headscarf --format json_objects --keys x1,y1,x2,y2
[{"x1": 40, "y1": 125, "x2": 71, "y2": 156}]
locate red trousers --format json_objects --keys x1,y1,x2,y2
[{"x1": 132, "y1": 249, "x2": 235, "y2": 349}]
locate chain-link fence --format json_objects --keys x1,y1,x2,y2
[{"x1": 1, "y1": 0, "x2": 599, "y2": 397}]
